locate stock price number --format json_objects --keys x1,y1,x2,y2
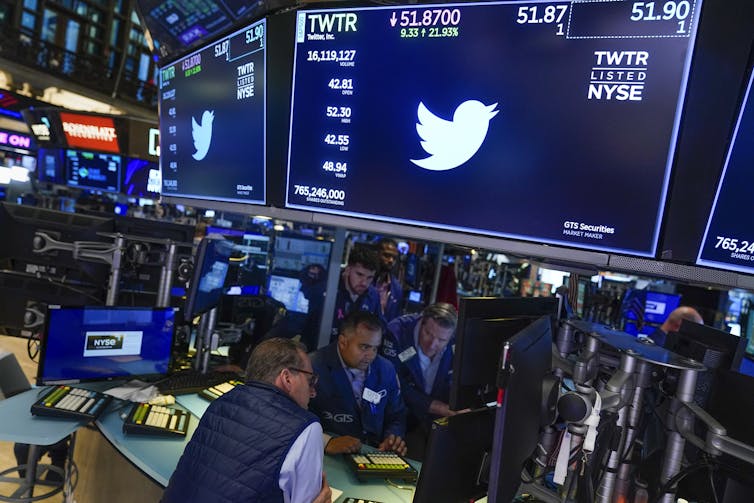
[
  {"x1": 246, "y1": 24, "x2": 264, "y2": 46},
  {"x1": 393, "y1": 8, "x2": 461, "y2": 28},
  {"x1": 516, "y1": 4, "x2": 568, "y2": 34},
  {"x1": 326, "y1": 106, "x2": 352, "y2": 118},
  {"x1": 630, "y1": 1, "x2": 692, "y2": 32},
  {"x1": 322, "y1": 161, "x2": 348, "y2": 173},
  {"x1": 713, "y1": 236, "x2": 754, "y2": 255},
  {"x1": 328, "y1": 78, "x2": 354, "y2": 90},
  {"x1": 324, "y1": 134, "x2": 350, "y2": 146},
  {"x1": 293, "y1": 185, "x2": 347, "y2": 201}
]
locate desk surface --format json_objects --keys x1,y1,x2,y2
[{"x1": 0, "y1": 388, "x2": 89, "y2": 445}]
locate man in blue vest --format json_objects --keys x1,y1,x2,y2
[
  {"x1": 330, "y1": 246, "x2": 383, "y2": 341},
  {"x1": 310, "y1": 310, "x2": 408, "y2": 456},
  {"x1": 163, "y1": 338, "x2": 331, "y2": 503},
  {"x1": 382, "y1": 303, "x2": 464, "y2": 459}
]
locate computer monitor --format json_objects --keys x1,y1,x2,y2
[
  {"x1": 414, "y1": 407, "x2": 496, "y2": 503},
  {"x1": 271, "y1": 235, "x2": 331, "y2": 273},
  {"x1": 184, "y1": 236, "x2": 233, "y2": 321},
  {"x1": 487, "y1": 316, "x2": 553, "y2": 503},
  {"x1": 36, "y1": 305, "x2": 176, "y2": 385},
  {"x1": 122, "y1": 157, "x2": 161, "y2": 197},
  {"x1": 267, "y1": 274, "x2": 309, "y2": 314},
  {"x1": 449, "y1": 296, "x2": 557, "y2": 410},
  {"x1": 64, "y1": 149, "x2": 121, "y2": 193}
]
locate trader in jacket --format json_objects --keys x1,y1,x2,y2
[
  {"x1": 162, "y1": 338, "x2": 331, "y2": 503},
  {"x1": 382, "y1": 303, "x2": 462, "y2": 459},
  {"x1": 330, "y1": 245, "x2": 383, "y2": 341},
  {"x1": 310, "y1": 310, "x2": 408, "y2": 456}
]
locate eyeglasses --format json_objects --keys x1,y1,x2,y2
[{"x1": 288, "y1": 367, "x2": 319, "y2": 388}]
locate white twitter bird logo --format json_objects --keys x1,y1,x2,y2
[
  {"x1": 410, "y1": 100, "x2": 499, "y2": 171},
  {"x1": 191, "y1": 110, "x2": 215, "y2": 161}
]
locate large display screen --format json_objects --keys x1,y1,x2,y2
[
  {"x1": 696, "y1": 70, "x2": 754, "y2": 274},
  {"x1": 286, "y1": 0, "x2": 703, "y2": 257},
  {"x1": 159, "y1": 17, "x2": 266, "y2": 205},
  {"x1": 65, "y1": 149, "x2": 121, "y2": 192}
]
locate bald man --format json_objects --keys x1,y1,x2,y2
[{"x1": 649, "y1": 306, "x2": 703, "y2": 346}]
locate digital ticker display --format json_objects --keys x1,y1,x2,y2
[
  {"x1": 696, "y1": 70, "x2": 754, "y2": 274},
  {"x1": 286, "y1": 0, "x2": 703, "y2": 257},
  {"x1": 160, "y1": 18, "x2": 266, "y2": 205}
]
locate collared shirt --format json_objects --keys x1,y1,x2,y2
[
  {"x1": 413, "y1": 322, "x2": 442, "y2": 395},
  {"x1": 279, "y1": 422, "x2": 324, "y2": 503},
  {"x1": 336, "y1": 345, "x2": 367, "y2": 404}
]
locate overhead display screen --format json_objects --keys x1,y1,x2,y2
[
  {"x1": 160, "y1": 17, "x2": 266, "y2": 205},
  {"x1": 696, "y1": 70, "x2": 754, "y2": 274},
  {"x1": 286, "y1": 0, "x2": 703, "y2": 257}
]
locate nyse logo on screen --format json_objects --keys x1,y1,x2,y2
[
  {"x1": 86, "y1": 334, "x2": 124, "y2": 351},
  {"x1": 587, "y1": 51, "x2": 648, "y2": 102},
  {"x1": 410, "y1": 100, "x2": 498, "y2": 171},
  {"x1": 191, "y1": 110, "x2": 214, "y2": 161}
]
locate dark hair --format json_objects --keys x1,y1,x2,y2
[
  {"x1": 347, "y1": 245, "x2": 380, "y2": 272},
  {"x1": 339, "y1": 310, "x2": 383, "y2": 337},
  {"x1": 376, "y1": 237, "x2": 398, "y2": 249},
  {"x1": 246, "y1": 337, "x2": 308, "y2": 384},
  {"x1": 421, "y1": 302, "x2": 458, "y2": 330}
]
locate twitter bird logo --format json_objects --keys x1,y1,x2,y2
[
  {"x1": 191, "y1": 110, "x2": 215, "y2": 161},
  {"x1": 410, "y1": 100, "x2": 499, "y2": 171}
]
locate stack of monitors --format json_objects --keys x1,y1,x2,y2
[
  {"x1": 285, "y1": 0, "x2": 704, "y2": 257},
  {"x1": 696, "y1": 70, "x2": 754, "y2": 274},
  {"x1": 159, "y1": 17, "x2": 267, "y2": 205}
]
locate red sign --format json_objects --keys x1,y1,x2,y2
[{"x1": 60, "y1": 113, "x2": 120, "y2": 153}]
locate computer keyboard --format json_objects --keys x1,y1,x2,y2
[
  {"x1": 30, "y1": 385, "x2": 111, "y2": 421},
  {"x1": 123, "y1": 402, "x2": 190, "y2": 437},
  {"x1": 346, "y1": 452, "x2": 418, "y2": 482},
  {"x1": 198, "y1": 379, "x2": 244, "y2": 401},
  {"x1": 156, "y1": 370, "x2": 243, "y2": 395}
]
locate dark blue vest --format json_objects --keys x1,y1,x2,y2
[{"x1": 162, "y1": 381, "x2": 317, "y2": 503}]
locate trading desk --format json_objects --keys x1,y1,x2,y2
[{"x1": 70, "y1": 390, "x2": 420, "y2": 502}]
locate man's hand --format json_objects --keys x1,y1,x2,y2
[
  {"x1": 311, "y1": 473, "x2": 331, "y2": 503},
  {"x1": 378, "y1": 434, "x2": 407, "y2": 456},
  {"x1": 428, "y1": 400, "x2": 472, "y2": 417},
  {"x1": 325, "y1": 435, "x2": 362, "y2": 455}
]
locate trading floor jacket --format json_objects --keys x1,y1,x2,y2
[{"x1": 310, "y1": 342, "x2": 406, "y2": 446}]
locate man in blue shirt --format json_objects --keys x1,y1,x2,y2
[
  {"x1": 382, "y1": 303, "x2": 463, "y2": 459},
  {"x1": 648, "y1": 305, "x2": 703, "y2": 347},
  {"x1": 163, "y1": 338, "x2": 331, "y2": 503},
  {"x1": 330, "y1": 246, "x2": 383, "y2": 341},
  {"x1": 310, "y1": 311, "x2": 408, "y2": 456},
  {"x1": 374, "y1": 237, "x2": 404, "y2": 323}
]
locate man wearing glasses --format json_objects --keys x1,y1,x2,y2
[
  {"x1": 163, "y1": 338, "x2": 331, "y2": 503},
  {"x1": 310, "y1": 310, "x2": 408, "y2": 456}
]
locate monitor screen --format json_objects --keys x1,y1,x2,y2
[
  {"x1": 267, "y1": 274, "x2": 309, "y2": 314},
  {"x1": 37, "y1": 148, "x2": 64, "y2": 184},
  {"x1": 37, "y1": 306, "x2": 176, "y2": 385},
  {"x1": 184, "y1": 236, "x2": 234, "y2": 320},
  {"x1": 271, "y1": 235, "x2": 331, "y2": 273},
  {"x1": 286, "y1": 1, "x2": 703, "y2": 257},
  {"x1": 122, "y1": 157, "x2": 161, "y2": 197},
  {"x1": 450, "y1": 296, "x2": 557, "y2": 410},
  {"x1": 696, "y1": 70, "x2": 754, "y2": 273},
  {"x1": 159, "y1": 17, "x2": 266, "y2": 205},
  {"x1": 65, "y1": 149, "x2": 121, "y2": 193}
]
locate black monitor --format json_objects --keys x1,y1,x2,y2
[
  {"x1": 158, "y1": 17, "x2": 266, "y2": 205},
  {"x1": 450, "y1": 296, "x2": 557, "y2": 410},
  {"x1": 184, "y1": 236, "x2": 233, "y2": 320},
  {"x1": 64, "y1": 149, "x2": 121, "y2": 193},
  {"x1": 37, "y1": 305, "x2": 176, "y2": 385},
  {"x1": 487, "y1": 316, "x2": 553, "y2": 503},
  {"x1": 205, "y1": 226, "x2": 270, "y2": 294},
  {"x1": 271, "y1": 235, "x2": 332, "y2": 274},
  {"x1": 414, "y1": 407, "x2": 496, "y2": 503},
  {"x1": 286, "y1": 1, "x2": 703, "y2": 257}
]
